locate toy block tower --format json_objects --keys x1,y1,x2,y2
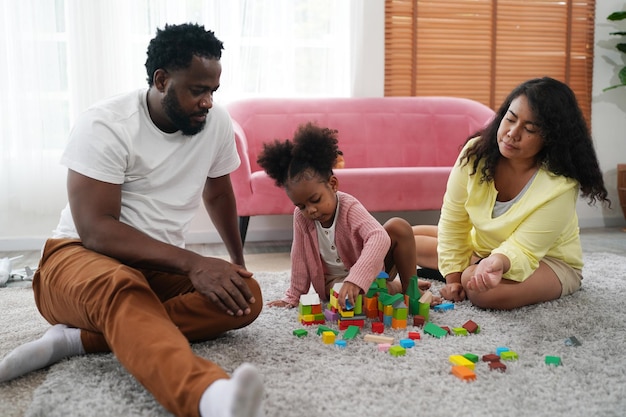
[
  {"x1": 391, "y1": 299, "x2": 408, "y2": 329},
  {"x1": 328, "y1": 282, "x2": 365, "y2": 329},
  {"x1": 298, "y1": 293, "x2": 325, "y2": 325}
]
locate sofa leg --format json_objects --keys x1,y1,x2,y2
[{"x1": 239, "y1": 216, "x2": 250, "y2": 246}]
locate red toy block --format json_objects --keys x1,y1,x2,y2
[
  {"x1": 441, "y1": 325, "x2": 451, "y2": 335},
  {"x1": 372, "y1": 322, "x2": 385, "y2": 334},
  {"x1": 408, "y1": 331, "x2": 421, "y2": 340}
]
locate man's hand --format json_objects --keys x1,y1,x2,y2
[
  {"x1": 337, "y1": 281, "x2": 361, "y2": 310},
  {"x1": 440, "y1": 282, "x2": 466, "y2": 302},
  {"x1": 188, "y1": 257, "x2": 255, "y2": 316}
]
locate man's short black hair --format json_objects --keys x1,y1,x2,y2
[{"x1": 145, "y1": 23, "x2": 224, "y2": 86}]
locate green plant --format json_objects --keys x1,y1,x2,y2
[{"x1": 604, "y1": 11, "x2": 626, "y2": 91}]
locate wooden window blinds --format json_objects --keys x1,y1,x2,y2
[{"x1": 384, "y1": 0, "x2": 596, "y2": 122}]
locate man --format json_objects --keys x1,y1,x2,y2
[{"x1": 0, "y1": 23, "x2": 264, "y2": 417}]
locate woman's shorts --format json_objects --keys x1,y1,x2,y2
[{"x1": 541, "y1": 256, "x2": 583, "y2": 297}]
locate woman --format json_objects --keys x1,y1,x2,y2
[{"x1": 414, "y1": 77, "x2": 610, "y2": 310}]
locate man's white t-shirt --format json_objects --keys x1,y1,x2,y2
[{"x1": 52, "y1": 89, "x2": 240, "y2": 247}]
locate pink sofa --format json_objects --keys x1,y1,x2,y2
[{"x1": 226, "y1": 97, "x2": 495, "y2": 243}]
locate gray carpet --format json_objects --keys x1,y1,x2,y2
[{"x1": 2, "y1": 252, "x2": 626, "y2": 417}]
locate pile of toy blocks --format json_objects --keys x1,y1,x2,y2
[{"x1": 298, "y1": 293, "x2": 325, "y2": 325}]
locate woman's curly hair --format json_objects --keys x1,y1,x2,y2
[
  {"x1": 461, "y1": 77, "x2": 610, "y2": 207},
  {"x1": 257, "y1": 122, "x2": 340, "y2": 188}
]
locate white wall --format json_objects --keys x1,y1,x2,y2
[{"x1": 2, "y1": 0, "x2": 624, "y2": 251}]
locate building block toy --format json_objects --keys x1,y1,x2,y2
[
  {"x1": 372, "y1": 322, "x2": 385, "y2": 334},
  {"x1": 545, "y1": 356, "x2": 562, "y2": 366},
  {"x1": 417, "y1": 301, "x2": 430, "y2": 322},
  {"x1": 565, "y1": 336, "x2": 581, "y2": 346},
  {"x1": 317, "y1": 325, "x2": 338, "y2": 336},
  {"x1": 324, "y1": 309, "x2": 339, "y2": 322},
  {"x1": 449, "y1": 355, "x2": 475, "y2": 370},
  {"x1": 378, "y1": 343, "x2": 391, "y2": 352},
  {"x1": 452, "y1": 327, "x2": 469, "y2": 336},
  {"x1": 440, "y1": 326, "x2": 451, "y2": 335},
  {"x1": 335, "y1": 340, "x2": 347, "y2": 349},
  {"x1": 489, "y1": 361, "x2": 507, "y2": 372},
  {"x1": 423, "y1": 322, "x2": 447, "y2": 338},
  {"x1": 338, "y1": 318, "x2": 365, "y2": 330},
  {"x1": 389, "y1": 346, "x2": 406, "y2": 357},
  {"x1": 462, "y1": 319, "x2": 479, "y2": 334},
  {"x1": 451, "y1": 365, "x2": 476, "y2": 382},
  {"x1": 322, "y1": 331, "x2": 336, "y2": 344},
  {"x1": 406, "y1": 275, "x2": 423, "y2": 314},
  {"x1": 343, "y1": 325, "x2": 360, "y2": 340},
  {"x1": 495, "y1": 346, "x2": 510, "y2": 356},
  {"x1": 292, "y1": 329, "x2": 308, "y2": 338},
  {"x1": 408, "y1": 331, "x2": 420, "y2": 340},
  {"x1": 298, "y1": 293, "x2": 325, "y2": 325},
  {"x1": 364, "y1": 334, "x2": 394, "y2": 344},
  {"x1": 399, "y1": 338, "x2": 415, "y2": 348},
  {"x1": 433, "y1": 302, "x2": 454, "y2": 312},
  {"x1": 413, "y1": 315, "x2": 425, "y2": 327},
  {"x1": 482, "y1": 353, "x2": 500, "y2": 362},
  {"x1": 463, "y1": 353, "x2": 479, "y2": 363},
  {"x1": 500, "y1": 351, "x2": 518, "y2": 361}
]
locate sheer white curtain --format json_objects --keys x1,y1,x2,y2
[{"x1": 1, "y1": 0, "x2": 356, "y2": 244}]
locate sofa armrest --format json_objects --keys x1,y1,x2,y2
[{"x1": 230, "y1": 119, "x2": 253, "y2": 204}]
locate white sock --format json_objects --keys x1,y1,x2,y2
[
  {"x1": 0, "y1": 324, "x2": 84, "y2": 382},
  {"x1": 199, "y1": 363, "x2": 265, "y2": 417}
]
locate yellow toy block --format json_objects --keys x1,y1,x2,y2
[
  {"x1": 322, "y1": 331, "x2": 336, "y2": 344},
  {"x1": 383, "y1": 305, "x2": 393, "y2": 316},
  {"x1": 449, "y1": 354, "x2": 475, "y2": 370}
]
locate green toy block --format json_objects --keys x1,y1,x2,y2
[
  {"x1": 501, "y1": 351, "x2": 519, "y2": 361},
  {"x1": 423, "y1": 322, "x2": 447, "y2": 338},
  {"x1": 298, "y1": 304, "x2": 312, "y2": 315},
  {"x1": 393, "y1": 306, "x2": 408, "y2": 320},
  {"x1": 463, "y1": 353, "x2": 479, "y2": 363},
  {"x1": 293, "y1": 329, "x2": 308, "y2": 337},
  {"x1": 354, "y1": 294, "x2": 363, "y2": 315},
  {"x1": 418, "y1": 301, "x2": 430, "y2": 322},
  {"x1": 545, "y1": 355, "x2": 562, "y2": 366},
  {"x1": 389, "y1": 345, "x2": 406, "y2": 357},
  {"x1": 452, "y1": 327, "x2": 469, "y2": 336},
  {"x1": 343, "y1": 325, "x2": 360, "y2": 340},
  {"x1": 406, "y1": 275, "x2": 422, "y2": 299},
  {"x1": 317, "y1": 325, "x2": 338, "y2": 336}
]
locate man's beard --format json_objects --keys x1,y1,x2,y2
[{"x1": 162, "y1": 89, "x2": 207, "y2": 136}]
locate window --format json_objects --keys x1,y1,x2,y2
[{"x1": 384, "y1": 0, "x2": 595, "y2": 122}]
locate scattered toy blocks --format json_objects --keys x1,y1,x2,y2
[{"x1": 292, "y1": 329, "x2": 308, "y2": 338}]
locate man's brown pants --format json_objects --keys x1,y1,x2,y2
[{"x1": 33, "y1": 238, "x2": 263, "y2": 417}]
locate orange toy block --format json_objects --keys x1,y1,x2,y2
[{"x1": 451, "y1": 365, "x2": 476, "y2": 382}]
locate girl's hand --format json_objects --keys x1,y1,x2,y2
[
  {"x1": 440, "y1": 282, "x2": 466, "y2": 302},
  {"x1": 337, "y1": 282, "x2": 362, "y2": 310},
  {"x1": 267, "y1": 299, "x2": 294, "y2": 308}
]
